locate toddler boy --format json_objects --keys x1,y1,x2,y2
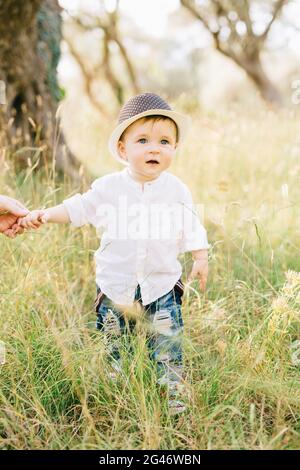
[{"x1": 18, "y1": 93, "x2": 209, "y2": 415}]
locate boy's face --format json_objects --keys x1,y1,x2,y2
[{"x1": 117, "y1": 118, "x2": 178, "y2": 182}]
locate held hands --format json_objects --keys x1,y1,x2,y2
[
  {"x1": 4, "y1": 210, "x2": 49, "y2": 238},
  {"x1": 0, "y1": 195, "x2": 29, "y2": 238},
  {"x1": 188, "y1": 249, "x2": 209, "y2": 292},
  {"x1": 17, "y1": 210, "x2": 49, "y2": 231},
  {"x1": 0, "y1": 195, "x2": 47, "y2": 238},
  {"x1": 5, "y1": 205, "x2": 69, "y2": 237}
]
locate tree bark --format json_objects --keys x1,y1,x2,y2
[
  {"x1": 239, "y1": 54, "x2": 283, "y2": 105},
  {"x1": 0, "y1": 0, "x2": 80, "y2": 179}
]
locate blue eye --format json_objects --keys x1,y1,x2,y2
[
  {"x1": 161, "y1": 139, "x2": 169, "y2": 145},
  {"x1": 138, "y1": 138, "x2": 147, "y2": 144}
]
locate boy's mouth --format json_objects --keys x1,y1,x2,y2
[{"x1": 146, "y1": 159, "x2": 159, "y2": 165}]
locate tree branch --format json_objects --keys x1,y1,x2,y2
[
  {"x1": 180, "y1": 0, "x2": 242, "y2": 65},
  {"x1": 180, "y1": 0, "x2": 283, "y2": 104},
  {"x1": 71, "y1": 13, "x2": 139, "y2": 100},
  {"x1": 102, "y1": 32, "x2": 124, "y2": 105},
  {"x1": 235, "y1": 0, "x2": 254, "y2": 36},
  {"x1": 180, "y1": 0, "x2": 211, "y2": 31},
  {"x1": 64, "y1": 37, "x2": 109, "y2": 117},
  {"x1": 260, "y1": 0, "x2": 287, "y2": 42},
  {"x1": 112, "y1": 33, "x2": 140, "y2": 94}
]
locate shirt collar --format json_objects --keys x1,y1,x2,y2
[{"x1": 122, "y1": 167, "x2": 167, "y2": 188}]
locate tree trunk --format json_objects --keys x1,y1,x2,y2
[
  {"x1": 0, "y1": 0, "x2": 80, "y2": 180},
  {"x1": 239, "y1": 52, "x2": 283, "y2": 106}
]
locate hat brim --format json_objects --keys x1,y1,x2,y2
[{"x1": 108, "y1": 109, "x2": 191, "y2": 164}]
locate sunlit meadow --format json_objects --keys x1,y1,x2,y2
[{"x1": 0, "y1": 102, "x2": 300, "y2": 449}]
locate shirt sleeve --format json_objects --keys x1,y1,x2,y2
[
  {"x1": 62, "y1": 179, "x2": 103, "y2": 228},
  {"x1": 179, "y1": 185, "x2": 210, "y2": 253}
]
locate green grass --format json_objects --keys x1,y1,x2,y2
[{"x1": 0, "y1": 104, "x2": 300, "y2": 449}]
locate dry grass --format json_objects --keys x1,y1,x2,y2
[{"x1": 0, "y1": 103, "x2": 300, "y2": 449}]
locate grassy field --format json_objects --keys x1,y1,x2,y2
[{"x1": 0, "y1": 104, "x2": 300, "y2": 449}]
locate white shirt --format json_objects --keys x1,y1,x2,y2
[{"x1": 63, "y1": 168, "x2": 209, "y2": 306}]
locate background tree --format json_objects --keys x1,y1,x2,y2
[
  {"x1": 0, "y1": 0, "x2": 81, "y2": 178},
  {"x1": 63, "y1": 0, "x2": 139, "y2": 115},
  {"x1": 180, "y1": 0, "x2": 288, "y2": 105}
]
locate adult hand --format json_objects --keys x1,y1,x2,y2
[{"x1": 0, "y1": 195, "x2": 29, "y2": 236}]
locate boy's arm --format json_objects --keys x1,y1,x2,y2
[
  {"x1": 18, "y1": 176, "x2": 105, "y2": 233},
  {"x1": 180, "y1": 185, "x2": 209, "y2": 253},
  {"x1": 43, "y1": 204, "x2": 70, "y2": 224},
  {"x1": 179, "y1": 185, "x2": 209, "y2": 292},
  {"x1": 18, "y1": 204, "x2": 70, "y2": 229},
  {"x1": 191, "y1": 249, "x2": 208, "y2": 261}
]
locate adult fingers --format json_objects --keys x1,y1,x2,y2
[
  {"x1": 0, "y1": 213, "x2": 18, "y2": 233},
  {"x1": 11, "y1": 224, "x2": 24, "y2": 235},
  {"x1": 3, "y1": 229, "x2": 16, "y2": 239}
]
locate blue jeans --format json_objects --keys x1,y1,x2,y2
[{"x1": 94, "y1": 279, "x2": 185, "y2": 387}]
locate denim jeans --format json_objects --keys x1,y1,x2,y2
[{"x1": 94, "y1": 279, "x2": 185, "y2": 388}]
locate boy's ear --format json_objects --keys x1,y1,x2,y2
[{"x1": 117, "y1": 140, "x2": 127, "y2": 161}]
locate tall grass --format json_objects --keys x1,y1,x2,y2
[{"x1": 0, "y1": 104, "x2": 300, "y2": 449}]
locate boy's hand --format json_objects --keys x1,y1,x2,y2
[
  {"x1": 17, "y1": 209, "x2": 49, "y2": 230},
  {"x1": 188, "y1": 249, "x2": 208, "y2": 292}
]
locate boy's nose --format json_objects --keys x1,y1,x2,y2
[{"x1": 148, "y1": 144, "x2": 160, "y2": 153}]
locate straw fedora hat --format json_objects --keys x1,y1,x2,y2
[{"x1": 108, "y1": 92, "x2": 191, "y2": 164}]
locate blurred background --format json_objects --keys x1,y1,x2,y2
[{"x1": 1, "y1": 0, "x2": 300, "y2": 176}]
